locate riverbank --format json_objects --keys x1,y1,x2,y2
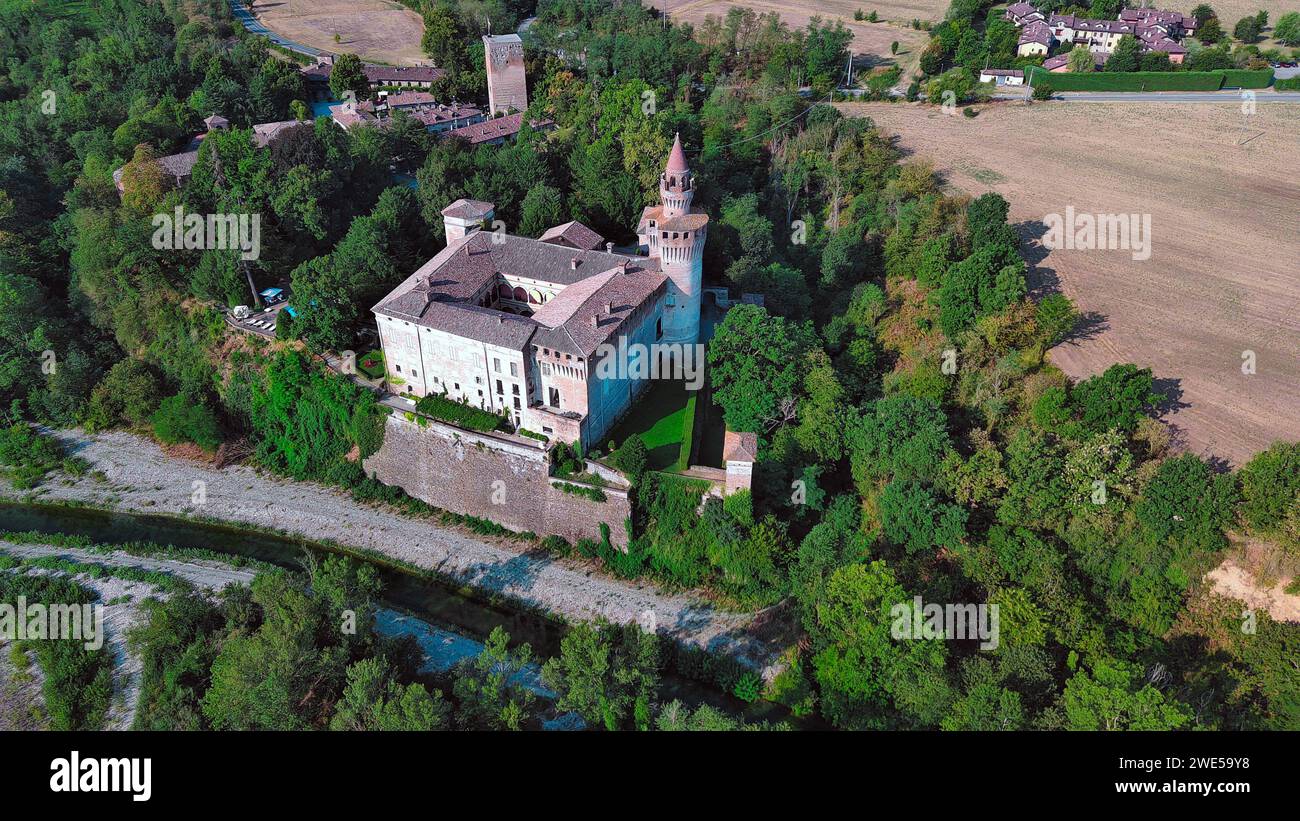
[{"x1": 3, "y1": 430, "x2": 786, "y2": 676}]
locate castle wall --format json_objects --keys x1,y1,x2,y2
[
  {"x1": 485, "y1": 36, "x2": 528, "y2": 116},
  {"x1": 364, "y1": 413, "x2": 632, "y2": 548}
]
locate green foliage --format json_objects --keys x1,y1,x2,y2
[
  {"x1": 82, "y1": 358, "x2": 163, "y2": 431},
  {"x1": 1070, "y1": 364, "x2": 1159, "y2": 434},
  {"x1": 0, "y1": 571, "x2": 112, "y2": 730},
  {"x1": 878, "y1": 479, "x2": 968, "y2": 554},
  {"x1": 151, "y1": 394, "x2": 222, "y2": 451},
  {"x1": 331, "y1": 655, "x2": 449, "y2": 731},
  {"x1": 1238, "y1": 442, "x2": 1300, "y2": 534},
  {"x1": 1062, "y1": 657, "x2": 1192, "y2": 730},
  {"x1": 542, "y1": 621, "x2": 660, "y2": 731},
  {"x1": 414, "y1": 391, "x2": 504, "y2": 432},
  {"x1": 847, "y1": 395, "x2": 951, "y2": 489},
  {"x1": 707, "y1": 304, "x2": 814, "y2": 433},
  {"x1": 0, "y1": 424, "x2": 66, "y2": 488},
  {"x1": 1134, "y1": 454, "x2": 1238, "y2": 553},
  {"x1": 452, "y1": 626, "x2": 535, "y2": 730}
]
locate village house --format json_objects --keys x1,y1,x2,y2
[
  {"x1": 1006, "y1": 3, "x2": 1196, "y2": 64},
  {"x1": 301, "y1": 56, "x2": 446, "y2": 100},
  {"x1": 371, "y1": 134, "x2": 707, "y2": 447},
  {"x1": 979, "y1": 68, "x2": 1025, "y2": 86}
]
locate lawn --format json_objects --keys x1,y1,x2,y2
[
  {"x1": 358, "y1": 349, "x2": 385, "y2": 380},
  {"x1": 604, "y1": 379, "x2": 696, "y2": 472}
]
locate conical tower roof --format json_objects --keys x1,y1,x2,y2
[{"x1": 666, "y1": 132, "x2": 688, "y2": 173}]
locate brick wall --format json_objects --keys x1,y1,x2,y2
[{"x1": 363, "y1": 413, "x2": 632, "y2": 548}]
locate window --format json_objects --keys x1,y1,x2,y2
[
  {"x1": 542, "y1": 426, "x2": 553, "y2": 434},
  {"x1": 509, "y1": 362, "x2": 517, "y2": 377},
  {"x1": 493, "y1": 358, "x2": 501, "y2": 372},
  {"x1": 513, "y1": 397, "x2": 521, "y2": 410},
  {"x1": 454, "y1": 383, "x2": 460, "y2": 391},
  {"x1": 511, "y1": 384, "x2": 519, "y2": 395},
  {"x1": 548, "y1": 387, "x2": 560, "y2": 407},
  {"x1": 395, "y1": 364, "x2": 402, "y2": 373},
  {"x1": 541, "y1": 363, "x2": 551, "y2": 375},
  {"x1": 496, "y1": 379, "x2": 503, "y2": 394},
  {"x1": 411, "y1": 369, "x2": 418, "y2": 377}
]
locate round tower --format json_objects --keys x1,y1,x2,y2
[{"x1": 655, "y1": 133, "x2": 707, "y2": 347}]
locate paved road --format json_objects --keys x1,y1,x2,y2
[
  {"x1": 993, "y1": 90, "x2": 1300, "y2": 103},
  {"x1": 227, "y1": 0, "x2": 322, "y2": 57}
]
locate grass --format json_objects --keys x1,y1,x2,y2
[
  {"x1": 604, "y1": 380, "x2": 694, "y2": 472},
  {"x1": 357, "y1": 349, "x2": 385, "y2": 380}
]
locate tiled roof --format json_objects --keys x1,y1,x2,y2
[
  {"x1": 384, "y1": 91, "x2": 437, "y2": 108},
  {"x1": 364, "y1": 65, "x2": 445, "y2": 84},
  {"x1": 372, "y1": 230, "x2": 664, "y2": 357},
  {"x1": 441, "y1": 199, "x2": 495, "y2": 221},
  {"x1": 415, "y1": 104, "x2": 483, "y2": 126},
  {"x1": 538, "y1": 220, "x2": 605, "y2": 251},
  {"x1": 252, "y1": 120, "x2": 309, "y2": 147},
  {"x1": 981, "y1": 69, "x2": 1024, "y2": 77},
  {"x1": 1020, "y1": 20, "x2": 1053, "y2": 44},
  {"x1": 1042, "y1": 54, "x2": 1070, "y2": 70},
  {"x1": 638, "y1": 204, "x2": 710, "y2": 233},
  {"x1": 531, "y1": 266, "x2": 667, "y2": 357},
  {"x1": 446, "y1": 113, "x2": 526, "y2": 144},
  {"x1": 723, "y1": 431, "x2": 758, "y2": 462}
]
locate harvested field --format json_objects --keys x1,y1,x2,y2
[
  {"x1": 252, "y1": 0, "x2": 427, "y2": 65},
  {"x1": 841, "y1": 100, "x2": 1300, "y2": 466}
]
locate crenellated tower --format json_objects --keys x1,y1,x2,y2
[{"x1": 637, "y1": 133, "x2": 707, "y2": 346}]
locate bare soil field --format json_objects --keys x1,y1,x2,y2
[
  {"x1": 651, "y1": 0, "x2": 935, "y2": 71},
  {"x1": 841, "y1": 100, "x2": 1300, "y2": 466},
  {"x1": 252, "y1": 0, "x2": 427, "y2": 65}
]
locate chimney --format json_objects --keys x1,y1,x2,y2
[
  {"x1": 605, "y1": 301, "x2": 612, "y2": 314},
  {"x1": 591, "y1": 315, "x2": 599, "y2": 328},
  {"x1": 570, "y1": 257, "x2": 580, "y2": 270},
  {"x1": 606, "y1": 242, "x2": 614, "y2": 253}
]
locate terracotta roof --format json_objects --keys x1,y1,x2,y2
[
  {"x1": 638, "y1": 204, "x2": 710, "y2": 233},
  {"x1": 723, "y1": 431, "x2": 758, "y2": 462},
  {"x1": 538, "y1": 221, "x2": 605, "y2": 251},
  {"x1": 441, "y1": 199, "x2": 495, "y2": 221},
  {"x1": 446, "y1": 113, "x2": 527, "y2": 144},
  {"x1": 414, "y1": 104, "x2": 482, "y2": 126},
  {"x1": 252, "y1": 120, "x2": 309, "y2": 147},
  {"x1": 666, "y1": 132, "x2": 688, "y2": 173},
  {"x1": 981, "y1": 69, "x2": 1024, "y2": 77},
  {"x1": 364, "y1": 65, "x2": 445, "y2": 84},
  {"x1": 531, "y1": 266, "x2": 667, "y2": 357},
  {"x1": 384, "y1": 91, "x2": 437, "y2": 108},
  {"x1": 1020, "y1": 20, "x2": 1053, "y2": 44},
  {"x1": 1042, "y1": 54, "x2": 1070, "y2": 70},
  {"x1": 204, "y1": 114, "x2": 229, "y2": 130}
]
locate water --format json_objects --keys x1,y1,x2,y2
[{"x1": 0, "y1": 501, "x2": 810, "y2": 727}]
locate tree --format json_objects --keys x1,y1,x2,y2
[
  {"x1": 1237, "y1": 442, "x2": 1300, "y2": 534},
  {"x1": 613, "y1": 434, "x2": 648, "y2": 484},
  {"x1": 1063, "y1": 657, "x2": 1192, "y2": 730},
  {"x1": 811, "y1": 561, "x2": 950, "y2": 729},
  {"x1": 541, "y1": 621, "x2": 660, "y2": 731},
  {"x1": 1135, "y1": 453, "x2": 1238, "y2": 553},
  {"x1": 151, "y1": 394, "x2": 221, "y2": 451},
  {"x1": 878, "y1": 479, "x2": 968, "y2": 554},
  {"x1": 1067, "y1": 45, "x2": 1094, "y2": 73},
  {"x1": 1035, "y1": 293, "x2": 1078, "y2": 346},
  {"x1": 329, "y1": 53, "x2": 369, "y2": 101},
  {"x1": 1069, "y1": 363, "x2": 1160, "y2": 433},
  {"x1": 330, "y1": 656, "x2": 449, "y2": 731},
  {"x1": 1233, "y1": 15, "x2": 1262, "y2": 44},
  {"x1": 452, "y1": 627, "x2": 536, "y2": 730},
  {"x1": 707, "y1": 304, "x2": 814, "y2": 433},
  {"x1": 891, "y1": 41, "x2": 899, "y2": 55},
  {"x1": 1275, "y1": 12, "x2": 1300, "y2": 46},
  {"x1": 846, "y1": 395, "x2": 951, "y2": 488},
  {"x1": 1106, "y1": 35, "x2": 1142, "y2": 72},
  {"x1": 1031, "y1": 80, "x2": 1054, "y2": 101},
  {"x1": 83, "y1": 359, "x2": 162, "y2": 431},
  {"x1": 518, "y1": 183, "x2": 565, "y2": 237},
  {"x1": 1198, "y1": 15, "x2": 1223, "y2": 43}
]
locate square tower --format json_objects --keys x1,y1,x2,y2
[{"x1": 484, "y1": 34, "x2": 528, "y2": 116}]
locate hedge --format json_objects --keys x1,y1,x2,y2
[
  {"x1": 1220, "y1": 69, "x2": 1274, "y2": 89},
  {"x1": 413, "y1": 392, "x2": 504, "y2": 432},
  {"x1": 1027, "y1": 67, "x2": 1273, "y2": 92},
  {"x1": 1276, "y1": 76, "x2": 1300, "y2": 91}
]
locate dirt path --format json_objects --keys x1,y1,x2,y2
[{"x1": 4, "y1": 430, "x2": 783, "y2": 675}]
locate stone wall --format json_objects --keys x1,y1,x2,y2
[{"x1": 364, "y1": 413, "x2": 632, "y2": 548}]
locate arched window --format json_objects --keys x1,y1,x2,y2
[
  {"x1": 513, "y1": 286, "x2": 527, "y2": 302},
  {"x1": 497, "y1": 283, "x2": 513, "y2": 299},
  {"x1": 529, "y1": 288, "x2": 543, "y2": 304}
]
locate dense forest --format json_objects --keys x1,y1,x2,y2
[{"x1": 0, "y1": 0, "x2": 1296, "y2": 730}]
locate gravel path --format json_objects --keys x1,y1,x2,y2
[{"x1": 8, "y1": 430, "x2": 782, "y2": 674}]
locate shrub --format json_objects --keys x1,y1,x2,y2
[
  {"x1": 733, "y1": 670, "x2": 763, "y2": 702},
  {"x1": 413, "y1": 392, "x2": 503, "y2": 432},
  {"x1": 151, "y1": 394, "x2": 222, "y2": 451}
]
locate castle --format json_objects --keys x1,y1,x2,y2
[
  {"x1": 484, "y1": 33, "x2": 528, "y2": 116},
  {"x1": 371, "y1": 134, "x2": 708, "y2": 448}
]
